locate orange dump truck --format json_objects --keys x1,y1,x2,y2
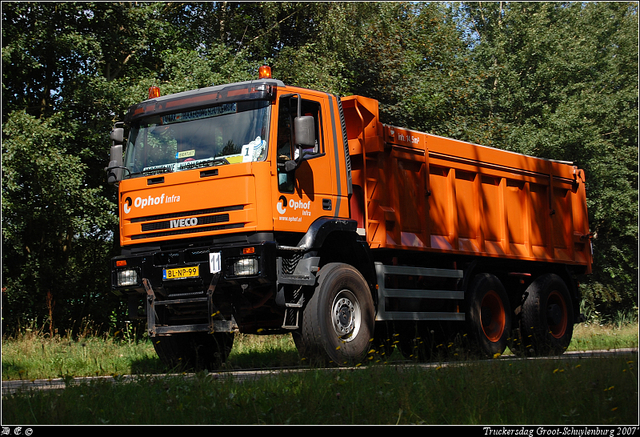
[{"x1": 107, "y1": 67, "x2": 592, "y2": 368}]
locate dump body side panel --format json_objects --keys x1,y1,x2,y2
[{"x1": 342, "y1": 95, "x2": 592, "y2": 274}]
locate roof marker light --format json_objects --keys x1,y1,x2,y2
[
  {"x1": 148, "y1": 86, "x2": 161, "y2": 99},
  {"x1": 258, "y1": 65, "x2": 272, "y2": 79}
]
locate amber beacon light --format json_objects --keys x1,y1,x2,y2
[
  {"x1": 258, "y1": 65, "x2": 272, "y2": 79},
  {"x1": 148, "y1": 86, "x2": 161, "y2": 99}
]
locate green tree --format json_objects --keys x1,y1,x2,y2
[
  {"x1": 1, "y1": 2, "x2": 261, "y2": 333},
  {"x1": 2, "y1": 2, "x2": 636, "y2": 334},
  {"x1": 2, "y1": 111, "x2": 116, "y2": 331},
  {"x1": 461, "y1": 2, "x2": 638, "y2": 318}
]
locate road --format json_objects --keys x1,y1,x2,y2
[{"x1": 2, "y1": 348, "x2": 637, "y2": 396}]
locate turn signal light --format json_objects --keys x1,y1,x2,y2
[
  {"x1": 148, "y1": 86, "x2": 161, "y2": 99},
  {"x1": 258, "y1": 65, "x2": 272, "y2": 79}
]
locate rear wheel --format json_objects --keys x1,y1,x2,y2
[
  {"x1": 293, "y1": 263, "x2": 375, "y2": 366},
  {"x1": 520, "y1": 273, "x2": 574, "y2": 356},
  {"x1": 465, "y1": 273, "x2": 511, "y2": 358},
  {"x1": 153, "y1": 331, "x2": 234, "y2": 370}
]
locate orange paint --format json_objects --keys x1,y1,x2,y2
[
  {"x1": 117, "y1": 85, "x2": 591, "y2": 274},
  {"x1": 342, "y1": 95, "x2": 591, "y2": 273}
]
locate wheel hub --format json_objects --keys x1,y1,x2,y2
[
  {"x1": 331, "y1": 290, "x2": 360, "y2": 341},
  {"x1": 481, "y1": 307, "x2": 493, "y2": 327},
  {"x1": 480, "y1": 290, "x2": 506, "y2": 342},
  {"x1": 338, "y1": 302, "x2": 352, "y2": 327},
  {"x1": 546, "y1": 290, "x2": 568, "y2": 338},
  {"x1": 547, "y1": 303, "x2": 562, "y2": 326}
]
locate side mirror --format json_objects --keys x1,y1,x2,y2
[
  {"x1": 110, "y1": 126, "x2": 124, "y2": 143},
  {"x1": 106, "y1": 144, "x2": 124, "y2": 184},
  {"x1": 293, "y1": 116, "x2": 315, "y2": 148},
  {"x1": 284, "y1": 115, "x2": 316, "y2": 172},
  {"x1": 106, "y1": 124, "x2": 125, "y2": 184},
  {"x1": 283, "y1": 159, "x2": 298, "y2": 173}
]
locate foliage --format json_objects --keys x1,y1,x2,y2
[
  {"x1": 1, "y1": 2, "x2": 637, "y2": 333},
  {"x1": 2, "y1": 111, "x2": 117, "y2": 332},
  {"x1": 458, "y1": 2, "x2": 638, "y2": 316}
]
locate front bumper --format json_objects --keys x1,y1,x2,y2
[
  {"x1": 111, "y1": 241, "x2": 277, "y2": 296},
  {"x1": 111, "y1": 241, "x2": 278, "y2": 334}
]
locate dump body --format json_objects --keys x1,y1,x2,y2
[{"x1": 342, "y1": 95, "x2": 592, "y2": 274}]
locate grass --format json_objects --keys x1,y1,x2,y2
[
  {"x1": 1, "y1": 322, "x2": 638, "y2": 425},
  {"x1": 2, "y1": 354, "x2": 637, "y2": 425},
  {"x1": 2, "y1": 322, "x2": 637, "y2": 381},
  {"x1": 570, "y1": 322, "x2": 639, "y2": 352},
  {"x1": 0, "y1": 332, "x2": 303, "y2": 381}
]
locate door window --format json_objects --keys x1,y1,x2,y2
[{"x1": 276, "y1": 96, "x2": 323, "y2": 192}]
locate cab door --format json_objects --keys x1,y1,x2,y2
[{"x1": 272, "y1": 92, "x2": 345, "y2": 233}]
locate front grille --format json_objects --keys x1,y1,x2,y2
[
  {"x1": 141, "y1": 213, "x2": 230, "y2": 231},
  {"x1": 132, "y1": 222, "x2": 244, "y2": 240},
  {"x1": 129, "y1": 204, "x2": 246, "y2": 240},
  {"x1": 131, "y1": 205, "x2": 244, "y2": 223}
]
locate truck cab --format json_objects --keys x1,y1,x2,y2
[{"x1": 108, "y1": 72, "x2": 360, "y2": 368}]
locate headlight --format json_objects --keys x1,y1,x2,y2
[
  {"x1": 232, "y1": 257, "x2": 259, "y2": 276},
  {"x1": 116, "y1": 269, "x2": 139, "y2": 287}
]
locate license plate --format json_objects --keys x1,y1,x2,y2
[{"x1": 163, "y1": 265, "x2": 199, "y2": 280}]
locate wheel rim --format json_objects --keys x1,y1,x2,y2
[
  {"x1": 480, "y1": 290, "x2": 506, "y2": 342},
  {"x1": 547, "y1": 290, "x2": 568, "y2": 338},
  {"x1": 331, "y1": 289, "x2": 361, "y2": 342}
]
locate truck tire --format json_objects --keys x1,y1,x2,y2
[
  {"x1": 465, "y1": 273, "x2": 511, "y2": 358},
  {"x1": 293, "y1": 263, "x2": 375, "y2": 366},
  {"x1": 153, "y1": 332, "x2": 234, "y2": 370},
  {"x1": 520, "y1": 273, "x2": 574, "y2": 356}
]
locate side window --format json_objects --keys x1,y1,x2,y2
[{"x1": 277, "y1": 96, "x2": 323, "y2": 192}]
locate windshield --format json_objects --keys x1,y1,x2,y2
[{"x1": 124, "y1": 100, "x2": 271, "y2": 177}]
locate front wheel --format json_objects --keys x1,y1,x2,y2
[{"x1": 293, "y1": 263, "x2": 375, "y2": 366}]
